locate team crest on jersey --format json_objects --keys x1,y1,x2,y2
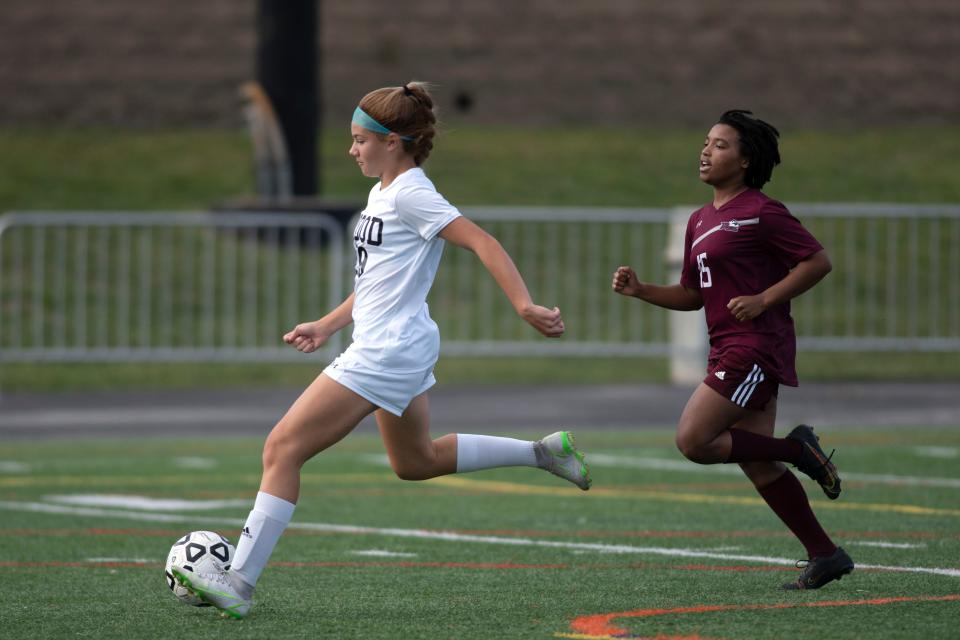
[{"x1": 719, "y1": 217, "x2": 760, "y2": 233}]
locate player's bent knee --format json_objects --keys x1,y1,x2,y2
[
  {"x1": 260, "y1": 436, "x2": 284, "y2": 472},
  {"x1": 393, "y1": 467, "x2": 432, "y2": 481},
  {"x1": 389, "y1": 453, "x2": 440, "y2": 481},
  {"x1": 262, "y1": 429, "x2": 304, "y2": 472},
  {"x1": 675, "y1": 433, "x2": 701, "y2": 462},
  {"x1": 391, "y1": 458, "x2": 437, "y2": 481},
  {"x1": 675, "y1": 433, "x2": 719, "y2": 464}
]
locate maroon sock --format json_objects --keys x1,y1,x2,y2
[
  {"x1": 726, "y1": 428, "x2": 803, "y2": 464},
  {"x1": 757, "y1": 470, "x2": 836, "y2": 558}
]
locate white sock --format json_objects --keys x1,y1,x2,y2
[
  {"x1": 231, "y1": 491, "x2": 296, "y2": 589},
  {"x1": 455, "y1": 434, "x2": 537, "y2": 473}
]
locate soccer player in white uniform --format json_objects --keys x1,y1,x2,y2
[{"x1": 172, "y1": 82, "x2": 591, "y2": 618}]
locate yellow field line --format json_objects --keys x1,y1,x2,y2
[
  {"x1": 4, "y1": 472, "x2": 958, "y2": 518},
  {"x1": 428, "y1": 476, "x2": 960, "y2": 518}
]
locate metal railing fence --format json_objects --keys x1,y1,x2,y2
[
  {"x1": 1, "y1": 204, "x2": 958, "y2": 365},
  {"x1": 787, "y1": 204, "x2": 960, "y2": 351},
  {"x1": 0, "y1": 212, "x2": 345, "y2": 362},
  {"x1": 423, "y1": 207, "x2": 674, "y2": 356},
  {"x1": 435, "y1": 204, "x2": 960, "y2": 355}
]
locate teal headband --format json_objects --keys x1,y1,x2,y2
[{"x1": 352, "y1": 106, "x2": 414, "y2": 141}]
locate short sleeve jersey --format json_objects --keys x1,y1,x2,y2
[
  {"x1": 349, "y1": 167, "x2": 461, "y2": 367},
  {"x1": 679, "y1": 189, "x2": 823, "y2": 386}
]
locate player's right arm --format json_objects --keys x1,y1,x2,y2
[
  {"x1": 283, "y1": 293, "x2": 356, "y2": 353},
  {"x1": 612, "y1": 266, "x2": 703, "y2": 311}
]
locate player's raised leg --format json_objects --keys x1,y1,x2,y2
[
  {"x1": 676, "y1": 382, "x2": 814, "y2": 473},
  {"x1": 376, "y1": 393, "x2": 591, "y2": 490}
]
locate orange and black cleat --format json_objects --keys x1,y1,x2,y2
[{"x1": 787, "y1": 424, "x2": 842, "y2": 500}]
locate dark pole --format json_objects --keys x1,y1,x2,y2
[{"x1": 256, "y1": 0, "x2": 318, "y2": 196}]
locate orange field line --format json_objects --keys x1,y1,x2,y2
[{"x1": 567, "y1": 594, "x2": 960, "y2": 638}]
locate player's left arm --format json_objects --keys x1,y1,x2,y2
[
  {"x1": 440, "y1": 216, "x2": 564, "y2": 337},
  {"x1": 727, "y1": 250, "x2": 832, "y2": 322}
]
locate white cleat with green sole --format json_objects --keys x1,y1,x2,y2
[
  {"x1": 534, "y1": 431, "x2": 592, "y2": 490},
  {"x1": 172, "y1": 568, "x2": 252, "y2": 619}
]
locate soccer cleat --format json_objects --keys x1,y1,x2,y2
[
  {"x1": 171, "y1": 568, "x2": 252, "y2": 619},
  {"x1": 787, "y1": 424, "x2": 842, "y2": 499},
  {"x1": 781, "y1": 546, "x2": 854, "y2": 590},
  {"x1": 534, "y1": 431, "x2": 592, "y2": 490}
]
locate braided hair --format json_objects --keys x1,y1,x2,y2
[{"x1": 718, "y1": 110, "x2": 781, "y2": 188}]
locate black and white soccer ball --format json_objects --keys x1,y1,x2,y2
[{"x1": 164, "y1": 530, "x2": 236, "y2": 606}]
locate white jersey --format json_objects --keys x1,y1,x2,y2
[{"x1": 348, "y1": 167, "x2": 460, "y2": 371}]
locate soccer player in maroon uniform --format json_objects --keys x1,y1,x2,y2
[{"x1": 612, "y1": 110, "x2": 854, "y2": 590}]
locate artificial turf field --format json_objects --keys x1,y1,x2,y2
[{"x1": 1, "y1": 427, "x2": 958, "y2": 639}]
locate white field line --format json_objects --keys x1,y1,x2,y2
[
  {"x1": 45, "y1": 494, "x2": 249, "y2": 511},
  {"x1": 85, "y1": 557, "x2": 153, "y2": 563},
  {"x1": 351, "y1": 550, "x2": 418, "y2": 558},
  {"x1": 0, "y1": 461, "x2": 31, "y2": 473},
  {"x1": 171, "y1": 457, "x2": 218, "y2": 470},
  {"x1": 913, "y1": 446, "x2": 958, "y2": 459},
  {"x1": 1, "y1": 500, "x2": 958, "y2": 579},
  {"x1": 850, "y1": 541, "x2": 926, "y2": 549},
  {"x1": 588, "y1": 454, "x2": 960, "y2": 489}
]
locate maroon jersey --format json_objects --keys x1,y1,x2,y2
[{"x1": 679, "y1": 189, "x2": 823, "y2": 386}]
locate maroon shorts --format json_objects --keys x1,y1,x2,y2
[{"x1": 703, "y1": 350, "x2": 779, "y2": 411}]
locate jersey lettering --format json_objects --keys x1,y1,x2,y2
[
  {"x1": 353, "y1": 214, "x2": 384, "y2": 277},
  {"x1": 354, "y1": 214, "x2": 383, "y2": 246}
]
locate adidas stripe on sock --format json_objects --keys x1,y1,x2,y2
[{"x1": 231, "y1": 491, "x2": 295, "y2": 588}]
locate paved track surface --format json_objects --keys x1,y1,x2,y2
[{"x1": 1, "y1": 382, "x2": 957, "y2": 440}]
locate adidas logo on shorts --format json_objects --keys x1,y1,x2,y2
[{"x1": 714, "y1": 370, "x2": 726, "y2": 380}]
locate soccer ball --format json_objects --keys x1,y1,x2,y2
[{"x1": 164, "y1": 530, "x2": 236, "y2": 606}]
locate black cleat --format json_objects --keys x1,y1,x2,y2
[
  {"x1": 781, "y1": 546, "x2": 854, "y2": 590},
  {"x1": 787, "y1": 424, "x2": 842, "y2": 499}
]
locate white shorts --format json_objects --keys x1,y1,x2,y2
[{"x1": 323, "y1": 345, "x2": 437, "y2": 417}]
